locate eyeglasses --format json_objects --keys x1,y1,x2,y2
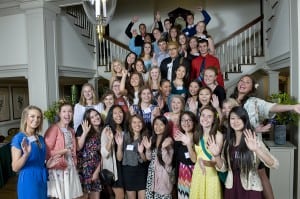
[
  {"x1": 181, "y1": 119, "x2": 193, "y2": 123},
  {"x1": 168, "y1": 47, "x2": 177, "y2": 51}
]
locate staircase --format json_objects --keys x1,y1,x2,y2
[
  {"x1": 62, "y1": 2, "x2": 280, "y2": 90},
  {"x1": 215, "y1": 16, "x2": 265, "y2": 91}
]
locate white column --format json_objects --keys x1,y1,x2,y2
[
  {"x1": 289, "y1": 0, "x2": 300, "y2": 198},
  {"x1": 267, "y1": 71, "x2": 279, "y2": 96},
  {"x1": 21, "y1": 2, "x2": 60, "y2": 131}
]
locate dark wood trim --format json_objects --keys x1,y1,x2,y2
[
  {"x1": 266, "y1": 27, "x2": 272, "y2": 33},
  {"x1": 103, "y1": 35, "x2": 130, "y2": 51},
  {"x1": 215, "y1": 15, "x2": 264, "y2": 47},
  {"x1": 268, "y1": 15, "x2": 275, "y2": 21}
]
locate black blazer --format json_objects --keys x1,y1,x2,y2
[{"x1": 160, "y1": 56, "x2": 190, "y2": 83}]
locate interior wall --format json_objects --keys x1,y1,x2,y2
[
  {"x1": 109, "y1": 0, "x2": 260, "y2": 45},
  {"x1": 0, "y1": 14, "x2": 27, "y2": 66}
]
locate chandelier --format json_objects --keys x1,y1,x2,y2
[{"x1": 83, "y1": 0, "x2": 117, "y2": 40}]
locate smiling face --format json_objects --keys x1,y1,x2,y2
[
  {"x1": 26, "y1": 109, "x2": 42, "y2": 132},
  {"x1": 171, "y1": 97, "x2": 184, "y2": 114},
  {"x1": 112, "y1": 81, "x2": 121, "y2": 96},
  {"x1": 198, "y1": 41, "x2": 209, "y2": 55},
  {"x1": 179, "y1": 34, "x2": 187, "y2": 45},
  {"x1": 130, "y1": 74, "x2": 141, "y2": 87},
  {"x1": 112, "y1": 61, "x2": 122, "y2": 74},
  {"x1": 229, "y1": 112, "x2": 244, "y2": 132},
  {"x1": 143, "y1": 43, "x2": 152, "y2": 55},
  {"x1": 59, "y1": 104, "x2": 73, "y2": 126},
  {"x1": 140, "y1": 88, "x2": 152, "y2": 103},
  {"x1": 204, "y1": 69, "x2": 217, "y2": 86},
  {"x1": 89, "y1": 110, "x2": 102, "y2": 127},
  {"x1": 153, "y1": 118, "x2": 166, "y2": 135},
  {"x1": 180, "y1": 113, "x2": 194, "y2": 133},
  {"x1": 189, "y1": 37, "x2": 198, "y2": 49},
  {"x1": 82, "y1": 85, "x2": 94, "y2": 101},
  {"x1": 160, "y1": 81, "x2": 171, "y2": 97},
  {"x1": 127, "y1": 53, "x2": 136, "y2": 65},
  {"x1": 199, "y1": 108, "x2": 214, "y2": 129},
  {"x1": 196, "y1": 21, "x2": 206, "y2": 34},
  {"x1": 237, "y1": 76, "x2": 254, "y2": 95},
  {"x1": 189, "y1": 81, "x2": 200, "y2": 96},
  {"x1": 175, "y1": 66, "x2": 186, "y2": 79},
  {"x1": 131, "y1": 116, "x2": 143, "y2": 134},
  {"x1": 198, "y1": 88, "x2": 212, "y2": 106},
  {"x1": 168, "y1": 43, "x2": 179, "y2": 59},
  {"x1": 112, "y1": 106, "x2": 124, "y2": 125},
  {"x1": 135, "y1": 60, "x2": 145, "y2": 73},
  {"x1": 150, "y1": 68, "x2": 160, "y2": 80},
  {"x1": 170, "y1": 28, "x2": 178, "y2": 40},
  {"x1": 103, "y1": 94, "x2": 114, "y2": 109}
]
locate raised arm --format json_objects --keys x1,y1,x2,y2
[{"x1": 125, "y1": 16, "x2": 139, "y2": 38}]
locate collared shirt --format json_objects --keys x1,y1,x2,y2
[{"x1": 167, "y1": 61, "x2": 173, "y2": 81}]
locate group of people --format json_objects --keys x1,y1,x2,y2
[{"x1": 11, "y1": 7, "x2": 300, "y2": 199}]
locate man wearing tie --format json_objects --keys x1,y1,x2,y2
[{"x1": 190, "y1": 39, "x2": 224, "y2": 87}]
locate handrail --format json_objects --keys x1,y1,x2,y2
[
  {"x1": 104, "y1": 35, "x2": 130, "y2": 51},
  {"x1": 216, "y1": 16, "x2": 264, "y2": 47}
]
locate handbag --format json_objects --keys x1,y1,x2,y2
[
  {"x1": 99, "y1": 169, "x2": 115, "y2": 185},
  {"x1": 200, "y1": 137, "x2": 228, "y2": 184}
]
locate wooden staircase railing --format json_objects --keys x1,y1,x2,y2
[
  {"x1": 215, "y1": 16, "x2": 264, "y2": 80},
  {"x1": 98, "y1": 36, "x2": 130, "y2": 72}
]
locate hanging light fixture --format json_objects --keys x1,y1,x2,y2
[{"x1": 83, "y1": 0, "x2": 117, "y2": 40}]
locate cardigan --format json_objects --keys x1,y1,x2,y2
[
  {"x1": 216, "y1": 138, "x2": 279, "y2": 191},
  {"x1": 44, "y1": 124, "x2": 77, "y2": 170}
]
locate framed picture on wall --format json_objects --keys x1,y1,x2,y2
[
  {"x1": 0, "y1": 87, "x2": 10, "y2": 122},
  {"x1": 12, "y1": 87, "x2": 29, "y2": 119}
]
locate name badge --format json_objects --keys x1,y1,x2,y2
[
  {"x1": 143, "y1": 107, "x2": 151, "y2": 114},
  {"x1": 27, "y1": 135, "x2": 37, "y2": 143},
  {"x1": 184, "y1": 152, "x2": 190, "y2": 159},
  {"x1": 126, "y1": 145, "x2": 134, "y2": 151},
  {"x1": 176, "y1": 86, "x2": 183, "y2": 90}
]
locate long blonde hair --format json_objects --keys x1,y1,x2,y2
[
  {"x1": 147, "y1": 65, "x2": 161, "y2": 89},
  {"x1": 79, "y1": 83, "x2": 98, "y2": 106},
  {"x1": 20, "y1": 105, "x2": 43, "y2": 134}
]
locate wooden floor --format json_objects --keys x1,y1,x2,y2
[{"x1": 0, "y1": 175, "x2": 17, "y2": 199}]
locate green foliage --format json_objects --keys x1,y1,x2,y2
[
  {"x1": 270, "y1": 92, "x2": 299, "y2": 125},
  {"x1": 44, "y1": 101, "x2": 60, "y2": 124}
]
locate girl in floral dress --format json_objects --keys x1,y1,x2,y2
[
  {"x1": 45, "y1": 101, "x2": 83, "y2": 199},
  {"x1": 143, "y1": 116, "x2": 174, "y2": 199},
  {"x1": 76, "y1": 108, "x2": 104, "y2": 199}
]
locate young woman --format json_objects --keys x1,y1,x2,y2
[
  {"x1": 45, "y1": 101, "x2": 83, "y2": 199},
  {"x1": 185, "y1": 80, "x2": 201, "y2": 114},
  {"x1": 140, "y1": 42, "x2": 154, "y2": 71},
  {"x1": 120, "y1": 70, "x2": 144, "y2": 106},
  {"x1": 194, "y1": 21, "x2": 215, "y2": 55},
  {"x1": 130, "y1": 86, "x2": 160, "y2": 133},
  {"x1": 178, "y1": 33, "x2": 188, "y2": 58},
  {"x1": 171, "y1": 65, "x2": 188, "y2": 98},
  {"x1": 219, "y1": 98, "x2": 239, "y2": 133},
  {"x1": 230, "y1": 75, "x2": 300, "y2": 199},
  {"x1": 204, "y1": 66, "x2": 226, "y2": 107},
  {"x1": 111, "y1": 79, "x2": 129, "y2": 113},
  {"x1": 121, "y1": 115, "x2": 149, "y2": 199},
  {"x1": 143, "y1": 116, "x2": 174, "y2": 199},
  {"x1": 11, "y1": 105, "x2": 59, "y2": 199},
  {"x1": 164, "y1": 95, "x2": 185, "y2": 138},
  {"x1": 168, "y1": 26, "x2": 179, "y2": 42},
  {"x1": 147, "y1": 66, "x2": 161, "y2": 98},
  {"x1": 110, "y1": 59, "x2": 125, "y2": 87},
  {"x1": 187, "y1": 36, "x2": 200, "y2": 62},
  {"x1": 133, "y1": 58, "x2": 149, "y2": 82},
  {"x1": 124, "y1": 52, "x2": 137, "y2": 73},
  {"x1": 197, "y1": 86, "x2": 222, "y2": 118},
  {"x1": 173, "y1": 111, "x2": 198, "y2": 199},
  {"x1": 101, "y1": 105, "x2": 127, "y2": 199},
  {"x1": 209, "y1": 106, "x2": 279, "y2": 199},
  {"x1": 73, "y1": 83, "x2": 103, "y2": 131},
  {"x1": 100, "y1": 90, "x2": 115, "y2": 121},
  {"x1": 76, "y1": 108, "x2": 104, "y2": 199},
  {"x1": 177, "y1": 106, "x2": 223, "y2": 199}
]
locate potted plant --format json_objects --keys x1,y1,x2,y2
[
  {"x1": 269, "y1": 92, "x2": 299, "y2": 144},
  {"x1": 44, "y1": 101, "x2": 60, "y2": 124}
]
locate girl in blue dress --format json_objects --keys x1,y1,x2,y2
[{"x1": 11, "y1": 105, "x2": 58, "y2": 199}]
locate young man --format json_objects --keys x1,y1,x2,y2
[
  {"x1": 160, "y1": 41, "x2": 190, "y2": 82},
  {"x1": 162, "y1": 18, "x2": 173, "y2": 40},
  {"x1": 182, "y1": 7, "x2": 211, "y2": 37},
  {"x1": 154, "y1": 38, "x2": 170, "y2": 66},
  {"x1": 125, "y1": 14, "x2": 163, "y2": 47},
  {"x1": 190, "y1": 39, "x2": 224, "y2": 87}
]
